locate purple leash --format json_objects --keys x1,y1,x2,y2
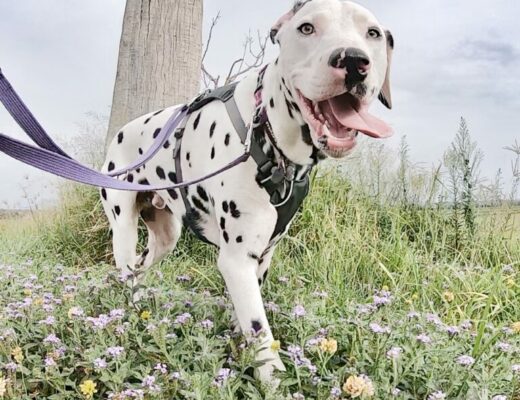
[{"x1": 0, "y1": 69, "x2": 251, "y2": 192}]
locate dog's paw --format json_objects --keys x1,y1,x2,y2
[{"x1": 255, "y1": 348, "x2": 286, "y2": 387}]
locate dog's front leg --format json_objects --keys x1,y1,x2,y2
[{"x1": 217, "y1": 248, "x2": 285, "y2": 384}]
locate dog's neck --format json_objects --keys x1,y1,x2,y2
[{"x1": 257, "y1": 60, "x2": 323, "y2": 167}]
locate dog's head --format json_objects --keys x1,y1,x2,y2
[{"x1": 271, "y1": 0, "x2": 394, "y2": 158}]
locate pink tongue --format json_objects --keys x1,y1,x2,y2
[{"x1": 327, "y1": 97, "x2": 393, "y2": 138}]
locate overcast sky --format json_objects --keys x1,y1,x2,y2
[{"x1": 0, "y1": 0, "x2": 519, "y2": 208}]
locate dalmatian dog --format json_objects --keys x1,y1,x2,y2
[{"x1": 101, "y1": 0, "x2": 394, "y2": 383}]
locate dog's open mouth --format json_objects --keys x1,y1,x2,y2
[{"x1": 298, "y1": 91, "x2": 393, "y2": 156}]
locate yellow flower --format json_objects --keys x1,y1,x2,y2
[
  {"x1": 0, "y1": 375, "x2": 8, "y2": 397},
  {"x1": 23, "y1": 288, "x2": 32, "y2": 297},
  {"x1": 79, "y1": 379, "x2": 97, "y2": 399},
  {"x1": 33, "y1": 297, "x2": 44, "y2": 306},
  {"x1": 319, "y1": 338, "x2": 338, "y2": 354},
  {"x1": 270, "y1": 340, "x2": 281, "y2": 352},
  {"x1": 443, "y1": 291, "x2": 455, "y2": 303},
  {"x1": 511, "y1": 322, "x2": 520, "y2": 334},
  {"x1": 140, "y1": 310, "x2": 151, "y2": 320},
  {"x1": 11, "y1": 346, "x2": 23, "y2": 363},
  {"x1": 62, "y1": 293, "x2": 74, "y2": 302},
  {"x1": 343, "y1": 375, "x2": 375, "y2": 398},
  {"x1": 506, "y1": 278, "x2": 515, "y2": 288}
]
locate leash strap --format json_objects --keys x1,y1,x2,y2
[
  {"x1": 0, "y1": 69, "x2": 251, "y2": 192},
  {"x1": 0, "y1": 69, "x2": 71, "y2": 158}
]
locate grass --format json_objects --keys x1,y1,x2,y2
[{"x1": 0, "y1": 170, "x2": 519, "y2": 399}]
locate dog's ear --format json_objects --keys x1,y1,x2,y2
[
  {"x1": 378, "y1": 29, "x2": 394, "y2": 109},
  {"x1": 270, "y1": 9, "x2": 295, "y2": 44},
  {"x1": 270, "y1": 1, "x2": 312, "y2": 44}
]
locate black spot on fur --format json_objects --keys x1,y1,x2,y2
[
  {"x1": 117, "y1": 132, "x2": 124, "y2": 144},
  {"x1": 211, "y1": 146, "x2": 215, "y2": 159},
  {"x1": 167, "y1": 189, "x2": 178, "y2": 200},
  {"x1": 251, "y1": 320, "x2": 263, "y2": 333},
  {"x1": 269, "y1": 98, "x2": 274, "y2": 108},
  {"x1": 222, "y1": 201, "x2": 229, "y2": 213},
  {"x1": 236, "y1": 236, "x2": 243, "y2": 243},
  {"x1": 183, "y1": 210, "x2": 211, "y2": 245},
  {"x1": 163, "y1": 140, "x2": 170, "y2": 149},
  {"x1": 285, "y1": 99, "x2": 294, "y2": 119},
  {"x1": 101, "y1": 188, "x2": 107, "y2": 200},
  {"x1": 138, "y1": 148, "x2": 143, "y2": 155},
  {"x1": 153, "y1": 109, "x2": 164, "y2": 116},
  {"x1": 301, "y1": 125, "x2": 313, "y2": 146},
  {"x1": 138, "y1": 178, "x2": 150, "y2": 186},
  {"x1": 153, "y1": 128, "x2": 161, "y2": 139},
  {"x1": 168, "y1": 172, "x2": 177, "y2": 183},
  {"x1": 108, "y1": 162, "x2": 115, "y2": 172},
  {"x1": 196, "y1": 186, "x2": 209, "y2": 202},
  {"x1": 193, "y1": 112, "x2": 202, "y2": 130},
  {"x1": 223, "y1": 231, "x2": 229, "y2": 243},
  {"x1": 220, "y1": 217, "x2": 226, "y2": 230},
  {"x1": 144, "y1": 116, "x2": 152, "y2": 124},
  {"x1": 210, "y1": 121, "x2": 217, "y2": 138},
  {"x1": 248, "y1": 252, "x2": 260, "y2": 261},
  {"x1": 229, "y1": 201, "x2": 241, "y2": 218},
  {"x1": 221, "y1": 181, "x2": 224, "y2": 187},
  {"x1": 224, "y1": 133, "x2": 230, "y2": 146},
  {"x1": 127, "y1": 174, "x2": 134, "y2": 183},
  {"x1": 186, "y1": 152, "x2": 190, "y2": 161},
  {"x1": 291, "y1": 101, "x2": 301, "y2": 113},
  {"x1": 111, "y1": 209, "x2": 116, "y2": 219},
  {"x1": 156, "y1": 166, "x2": 166, "y2": 180},
  {"x1": 114, "y1": 205, "x2": 121, "y2": 216},
  {"x1": 192, "y1": 196, "x2": 209, "y2": 214}
]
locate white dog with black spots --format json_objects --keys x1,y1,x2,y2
[{"x1": 101, "y1": 0, "x2": 394, "y2": 384}]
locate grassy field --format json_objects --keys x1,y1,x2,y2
[{"x1": 0, "y1": 170, "x2": 519, "y2": 399}]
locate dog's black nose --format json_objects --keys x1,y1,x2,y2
[{"x1": 328, "y1": 47, "x2": 371, "y2": 85}]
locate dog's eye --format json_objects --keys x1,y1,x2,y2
[
  {"x1": 298, "y1": 23, "x2": 315, "y2": 36},
  {"x1": 367, "y1": 28, "x2": 382, "y2": 39}
]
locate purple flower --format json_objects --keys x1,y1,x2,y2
[
  {"x1": 386, "y1": 346, "x2": 403, "y2": 359},
  {"x1": 43, "y1": 334, "x2": 61, "y2": 346},
  {"x1": 278, "y1": 276, "x2": 289, "y2": 283},
  {"x1": 5, "y1": 362, "x2": 18, "y2": 372},
  {"x1": 460, "y1": 320, "x2": 472, "y2": 330},
  {"x1": 492, "y1": 396, "x2": 507, "y2": 400},
  {"x1": 106, "y1": 346, "x2": 125, "y2": 358},
  {"x1": 154, "y1": 363, "x2": 168, "y2": 374},
  {"x1": 373, "y1": 290, "x2": 393, "y2": 306},
  {"x1": 292, "y1": 305, "x2": 306, "y2": 318},
  {"x1": 392, "y1": 388, "x2": 402, "y2": 396},
  {"x1": 330, "y1": 387, "x2": 342, "y2": 398},
  {"x1": 265, "y1": 301, "x2": 280, "y2": 312},
  {"x1": 357, "y1": 303, "x2": 377, "y2": 315},
  {"x1": 44, "y1": 356, "x2": 57, "y2": 367},
  {"x1": 416, "y1": 333, "x2": 432, "y2": 344},
  {"x1": 38, "y1": 315, "x2": 56, "y2": 326},
  {"x1": 86, "y1": 314, "x2": 112, "y2": 330},
  {"x1": 512, "y1": 364, "x2": 520, "y2": 374},
  {"x1": 212, "y1": 368, "x2": 235, "y2": 387},
  {"x1": 369, "y1": 322, "x2": 391, "y2": 334},
  {"x1": 174, "y1": 312, "x2": 192, "y2": 325},
  {"x1": 200, "y1": 319, "x2": 214, "y2": 329},
  {"x1": 170, "y1": 371, "x2": 181, "y2": 380},
  {"x1": 141, "y1": 375, "x2": 161, "y2": 393},
  {"x1": 445, "y1": 325, "x2": 460, "y2": 336},
  {"x1": 176, "y1": 275, "x2": 191, "y2": 282},
  {"x1": 456, "y1": 355, "x2": 475, "y2": 366},
  {"x1": 109, "y1": 309, "x2": 125, "y2": 320},
  {"x1": 407, "y1": 311, "x2": 420, "y2": 319},
  {"x1": 93, "y1": 358, "x2": 107, "y2": 370},
  {"x1": 496, "y1": 342, "x2": 511, "y2": 352}
]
